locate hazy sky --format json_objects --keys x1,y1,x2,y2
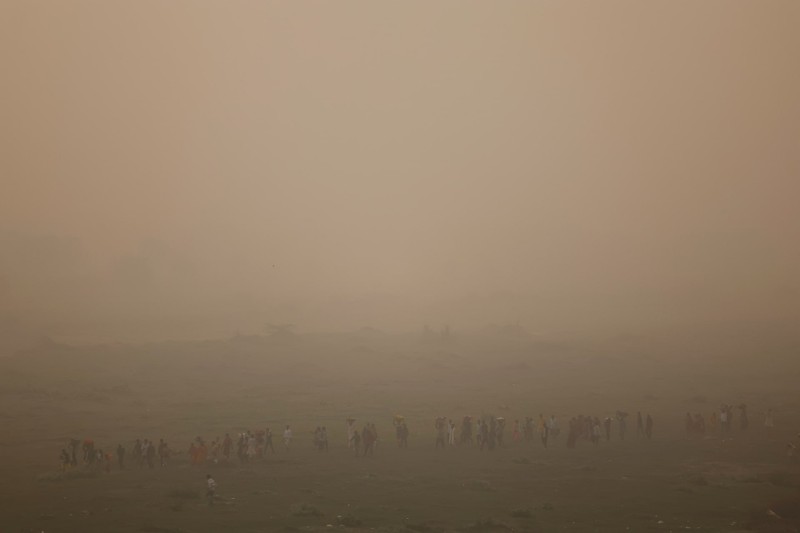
[{"x1": 2, "y1": 1, "x2": 799, "y2": 340}]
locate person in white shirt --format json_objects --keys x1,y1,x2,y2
[
  {"x1": 547, "y1": 415, "x2": 559, "y2": 438},
  {"x1": 246, "y1": 434, "x2": 256, "y2": 460},
  {"x1": 283, "y1": 425, "x2": 292, "y2": 451},
  {"x1": 206, "y1": 474, "x2": 216, "y2": 506}
]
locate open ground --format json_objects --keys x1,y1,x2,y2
[{"x1": 1, "y1": 329, "x2": 798, "y2": 532}]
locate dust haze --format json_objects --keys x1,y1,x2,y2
[
  {"x1": 1, "y1": 2, "x2": 800, "y2": 532},
  {"x1": 3, "y1": 0, "x2": 799, "y2": 346}
]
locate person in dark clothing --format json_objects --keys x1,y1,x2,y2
[
  {"x1": 116, "y1": 444, "x2": 125, "y2": 469},
  {"x1": 616, "y1": 412, "x2": 628, "y2": 440},
  {"x1": 351, "y1": 430, "x2": 361, "y2": 457},
  {"x1": 146, "y1": 440, "x2": 156, "y2": 468},
  {"x1": 264, "y1": 428, "x2": 275, "y2": 454},
  {"x1": 399, "y1": 423, "x2": 409, "y2": 448},
  {"x1": 69, "y1": 439, "x2": 80, "y2": 467},
  {"x1": 739, "y1": 404, "x2": 749, "y2": 430},
  {"x1": 435, "y1": 417, "x2": 446, "y2": 449},
  {"x1": 60, "y1": 449, "x2": 71, "y2": 471},
  {"x1": 158, "y1": 439, "x2": 169, "y2": 467}
]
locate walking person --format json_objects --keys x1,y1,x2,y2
[
  {"x1": 206, "y1": 474, "x2": 216, "y2": 506},
  {"x1": 541, "y1": 419, "x2": 549, "y2": 449},
  {"x1": 346, "y1": 418, "x2": 356, "y2": 448},
  {"x1": 617, "y1": 412, "x2": 628, "y2": 440},
  {"x1": 116, "y1": 444, "x2": 125, "y2": 469},
  {"x1": 351, "y1": 430, "x2": 361, "y2": 457},
  {"x1": 222, "y1": 433, "x2": 233, "y2": 461},
  {"x1": 60, "y1": 449, "x2": 71, "y2": 471},
  {"x1": 283, "y1": 425, "x2": 292, "y2": 451},
  {"x1": 435, "y1": 418, "x2": 446, "y2": 449},
  {"x1": 158, "y1": 439, "x2": 169, "y2": 467},
  {"x1": 399, "y1": 423, "x2": 409, "y2": 448},
  {"x1": 264, "y1": 427, "x2": 275, "y2": 454}
]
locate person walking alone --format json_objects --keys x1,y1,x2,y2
[{"x1": 206, "y1": 474, "x2": 216, "y2": 506}]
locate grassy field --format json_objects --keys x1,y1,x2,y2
[{"x1": 1, "y1": 330, "x2": 798, "y2": 532}]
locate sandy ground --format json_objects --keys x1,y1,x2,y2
[{"x1": 1, "y1": 331, "x2": 798, "y2": 532}]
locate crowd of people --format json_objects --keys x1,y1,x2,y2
[
  {"x1": 59, "y1": 437, "x2": 173, "y2": 472},
  {"x1": 187, "y1": 428, "x2": 282, "y2": 465},
  {"x1": 684, "y1": 404, "x2": 761, "y2": 436},
  {"x1": 59, "y1": 405, "x2": 795, "y2": 473},
  {"x1": 350, "y1": 422, "x2": 379, "y2": 456}
]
